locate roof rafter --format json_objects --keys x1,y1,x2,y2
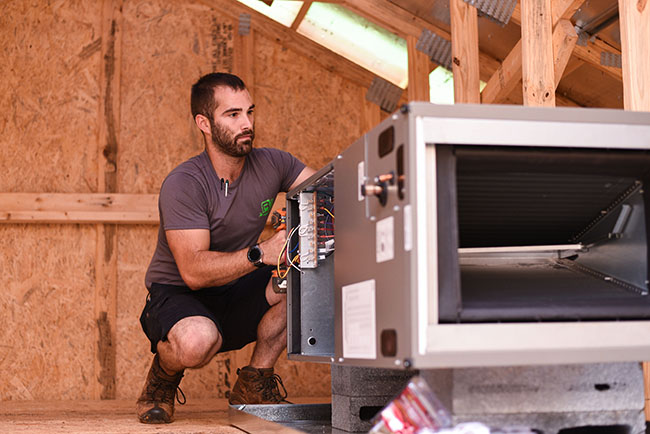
[
  {"x1": 482, "y1": 0, "x2": 585, "y2": 105},
  {"x1": 511, "y1": 2, "x2": 622, "y2": 81}
]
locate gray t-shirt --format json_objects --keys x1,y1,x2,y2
[{"x1": 145, "y1": 147, "x2": 305, "y2": 289}]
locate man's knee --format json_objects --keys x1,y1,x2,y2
[{"x1": 166, "y1": 316, "x2": 221, "y2": 367}]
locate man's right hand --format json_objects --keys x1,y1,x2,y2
[{"x1": 260, "y1": 229, "x2": 288, "y2": 266}]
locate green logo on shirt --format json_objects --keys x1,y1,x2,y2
[{"x1": 259, "y1": 198, "x2": 274, "y2": 217}]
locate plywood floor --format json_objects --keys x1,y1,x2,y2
[{"x1": 0, "y1": 398, "x2": 327, "y2": 433}]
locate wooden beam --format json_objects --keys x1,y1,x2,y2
[
  {"x1": 291, "y1": 0, "x2": 312, "y2": 31},
  {"x1": 552, "y1": 19, "x2": 579, "y2": 88},
  {"x1": 513, "y1": 0, "x2": 584, "y2": 24},
  {"x1": 199, "y1": 0, "x2": 376, "y2": 89},
  {"x1": 407, "y1": 35, "x2": 430, "y2": 101},
  {"x1": 481, "y1": 40, "x2": 522, "y2": 104},
  {"x1": 521, "y1": 0, "x2": 556, "y2": 106},
  {"x1": 551, "y1": 0, "x2": 585, "y2": 23},
  {"x1": 0, "y1": 193, "x2": 159, "y2": 224},
  {"x1": 234, "y1": 27, "x2": 255, "y2": 99},
  {"x1": 450, "y1": 0, "x2": 480, "y2": 103},
  {"x1": 483, "y1": 0, "x2": 582, "y2": 104},
  {"x1": 618, "y1": 0, "x2": 650, "y2": 111},
  {"x1": 94, "y1": 0, "x2": 123, "y2": 401},
  {"x1": 512, "y1": 1, "x2": 622, "y2": 82}
]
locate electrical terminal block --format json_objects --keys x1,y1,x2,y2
[{"x1": 299, "y1": 192, "x2": 318, "y2": 268}]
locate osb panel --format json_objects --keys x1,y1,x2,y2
[
  {"x1": 116, "y1": 225, "x2": 243, "y2": 400},
  {"x1": 0, "y1": 1, "x2": 101, "y2": 193},
  {"x1": 116, "y1": 226, "x2": 330, "y2": 400},
  {"x1": 115, "y1": 225, "x2": 158, "y2": 399},
  {"x1": 0, "y1": 224, "x2": 97, "y2": 400},
  {"x1": 118, "y1": 0, "x2": 235, "y2": 194},
  {"x1": 253, "y1": 32, "x2": 364, "y2": 169}
]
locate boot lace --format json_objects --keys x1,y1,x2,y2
[
  {"x1": 258, "y1": 373, "x2": 289, "y2": 403},
  {"x1": 146, "y1": 374, "x2": 186, "y2": 406}
]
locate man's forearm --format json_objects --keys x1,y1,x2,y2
[{"x1": 181, "y1": 248, "x2": 258, "y2": 290}]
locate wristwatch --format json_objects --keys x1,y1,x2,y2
[{"x1": 247, "y1": 244, "x2": 265, "y2": 268}]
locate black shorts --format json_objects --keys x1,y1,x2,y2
[{"x1": 140, "y1": 266, "x2": 273, "y2": 354}]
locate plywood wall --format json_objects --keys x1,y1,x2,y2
[{"x1": 1, "y1": 0, "x2": 368, "y2": 401}]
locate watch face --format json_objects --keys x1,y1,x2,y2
[{"x1": 248, "y1": 246, "x2": 262, "y2": 262}]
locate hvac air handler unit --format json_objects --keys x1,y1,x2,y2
[{"x1": 284, "y1": 103, "x2": 650, "y2": 369}]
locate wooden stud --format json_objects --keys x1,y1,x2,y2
[
  {"x1": 94, "y1": 0, "x2": 123, "y2": 400},
  {"x1": 291, "y1": 0, "x2": 312, "y2": 31},
  {"x1": 521, "y1": 0, "x2": 556, "y2": 106},
  {"x1": 618, "y1": 0, "x2": 650, "y2": 112},
  {"x1": 234, "y1": 27, "x2": 255, "y2": 99},
  {"x1": 0, "y1": 193, "x2": 159, "y2": 224},
  {"x1": 406, "y1": 35, "x2": 430, "y2": 102},
  {"x1": 552, "y1": 19, "x2": 578, "y2": 88},
  {"x1": 511, "y1": 1, "x2": 621, "y2": 82},
  {"x1": 481, "y1": 40, "x2": 523, "y2": 104},
  {"x1": 450, "y1": 0, "x2": 480, "y2": 103},
  {"x1": 482, "y1": 0, "x2": 583, "y2": 104}
]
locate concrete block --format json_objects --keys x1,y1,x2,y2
[
  {"x1": 452, "y1": 363, "x2": 644, "y2": 414},
  {"x1": 331, "y1": 393, "x2": 393, "y2": 432},
  {"x1": 454, "y1": 410, "x2": 645, "y2": 434},
  {"x1": 331, "y1": 364, "x2": 417, "y2": 396}
]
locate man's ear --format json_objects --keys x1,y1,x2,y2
[{"x1": 195, "y1": 114, "x2": 211, "y2": 136}]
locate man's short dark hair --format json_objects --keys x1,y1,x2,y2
[{"x1": 191, "y1": 72, "x2": 247, "y2": 121}]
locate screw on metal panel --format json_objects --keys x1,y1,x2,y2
[
  {"x1": 403, "y1": 359, "x2": 412, "y2": 369},
  {"x1": 393, "y1": 205, "x2": 400, "y2": 212},
  {"x1": 370, "y1": 216, "x2": 377, "y2": 221},
  {"x1": 400, "y1": 104, "x2": 410, "y2": 114},
  {"x1": 337, "y1": 154, "x2": 343, "y2": 159}
]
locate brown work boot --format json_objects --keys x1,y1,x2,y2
[
  {"x1": 136, "y1": 354, "x2": 185, "y2": 423},
  {"x1": 229, "y1": 366, "x2": 290, "y2": 405}
]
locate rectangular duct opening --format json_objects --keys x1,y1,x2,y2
[{"x1": 437, "y1": 145, "x2": 650, "y2": 323}]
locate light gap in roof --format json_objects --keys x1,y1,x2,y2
[
  {"x1": 297, "y1": 2, "x2": 408, "y2": 88},
  {"x1": 236, "y1": 0, "x2": 303, "y2": 27},
  {"x1": 429, "y1": 66, "x2": 488, "y2": 105}
]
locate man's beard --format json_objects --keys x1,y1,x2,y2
[{"x1": 209, "y1": 118, "x2": 255, "y2": 158}]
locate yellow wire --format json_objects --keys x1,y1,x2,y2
[
  {"x1": 277, "y1": 226, "x2": 298, "y2": 276},
  {"x1": 277, "y1": 234, "x2": 291, "y2": 276},
  {"x1": 280, "y1": 254, "x2": 300, "y2": 279},
  {"x1": 323, "y1": 208, "x2": 335, "y2": 219}
]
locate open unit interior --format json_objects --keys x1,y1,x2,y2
[
  {"x1": 286, "y1": 164, "x2": 336, "y2": 361},
  {"x1": 437, "y1": 145, "x2": 650, "y2": 323}
]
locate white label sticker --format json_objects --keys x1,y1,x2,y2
[
  {"x1": 404, "y1": 204, "x2": 412, "y2": 252},
  {"x1": 376, "y1": 216, "x2": 394, "y2": 263},
  {"x1": 342, "y1": 279, "x2": 377, "y2": 359},
  {"x1": 358, "y1": 161, "x2": 365, "y2": 202}
]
